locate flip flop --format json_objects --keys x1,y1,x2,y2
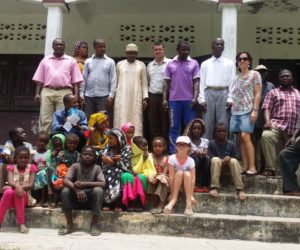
[
  {"x1": 246, "y1": 170, "x2": 257, "y2": 176},
  {"x1": 151, "y1": 207, "x2": 163, "y2": 214},
  {"x1": 184, "y1": 208, "x2": 193, "y2": 216},
  {"x1": 163, "y1": 206, "x2": 174, "y2": 214}
]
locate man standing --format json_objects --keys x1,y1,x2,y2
[
  {"x1": 163, "y1": 40, "x2": 199, "y2": 153},
  {"x1": 198, "y1": 38, "x2": 235, "y2": 140},
  {"x1": 33, "y1": 38, "x2": 83, "y2": 134},
  {"x1": 113, "y1": 44, "x2": 148, "y2": 136},
  {"x1": 80, "y1": 38, "x2": 116, "y2": 120},
  {"x1": 261, "y1": 69, "x2": 300, "y2": 176},
  {"x1": 252, "y1": 65, "x2": 274, "y2": 172},
  {"x1": 147, "y1": 42, "x2": 171, "y2": 143}
]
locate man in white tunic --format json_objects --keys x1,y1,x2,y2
[{"x1": 113, "y1": 44, "x2": 148, "y2": 136}]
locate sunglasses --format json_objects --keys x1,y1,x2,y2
[{"x1": 238, "y1": 57, "x2": 249, "y2": 62}]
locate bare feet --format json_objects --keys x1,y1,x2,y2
[
  {"x1": 209, "y1": 188, "x2": 219, "y2": 198},
  {"x1": 102, "y1": 206, "x2": 110, "y2": 211},
  {"x1": 237, "y1": 190, "x2": 246, "y2": 201}
]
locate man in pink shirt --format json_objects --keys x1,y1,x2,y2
[{"x1": 33, "y1": 38, "x2": 83, "y2": 134}]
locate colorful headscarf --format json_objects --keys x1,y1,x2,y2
[
  {"x1": 121, "y1": 122, "x2": 135, "y2": 146},
  {"x1": 73, "y1": 40, "x2": 87, "y2": 57},
  {"x1": 46, "y1": 134, "x2": 65, "y2": 167},
  {"x1": 184, "y1": 118, "x2": 206, "y2": 138},
  {"x1": 131, "y1": 140, "x2": 156, "y2": 177},
  {"x1": 87, "y1": 112, "x2": 109, "y2": 150}
]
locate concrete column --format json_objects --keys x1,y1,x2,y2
[
  {"x1": 218, "y1": 1, "x2": 241, "y2": 62},
  {"x1": 42, "y1": 1, "x2": 69, "y2": 56}
]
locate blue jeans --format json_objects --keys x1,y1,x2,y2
[{"x1": 169, "y1": 100, "x2": 196, "y2": 153}]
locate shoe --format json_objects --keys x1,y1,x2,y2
[
  {"x1": 90, "y1": 225, "x2": 101, "y2": 236},
  {"x1": 150, "y1": 207, "x2": 163, "y2": 214},
  {"x1": 18, "y1": 224, "x2": 29, "y2": 234},
  {"x1": 58, "y1": 226, "x2": 74, "y2": 235},
  {"x1": 184, "y1": 208, "x2": 193, "y2": 216},
  {"x1": 245, "y1": 170, "x2": 257, "y2": 176}
]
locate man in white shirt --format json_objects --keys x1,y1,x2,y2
[
  {"x1": 147, "y1": 42, "x2": 171, "y2": 143},
  {"x1": 198, "y1": 38, "x2": 235, "y2": 139}
]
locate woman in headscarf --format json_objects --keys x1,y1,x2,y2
[
  {"x1": 101, "y1": 128, "x2": 131, "y2": 211},
  {"x1": 85, "y1": 112, "x2": 109, "y2": 151},
  {"x1": 73, "y1": 40, "x2": 88, "y2": 73}
]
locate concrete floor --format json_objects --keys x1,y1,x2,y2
[{"x1": 0, "y1": 228, "x2": 299, "y2": 250}]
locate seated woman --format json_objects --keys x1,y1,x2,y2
[
  {"x1": 101, "y1": 128, "x2": 131, "y2": 211},
  {"x1": 85, "y1": 112, "x2": 109, "y2": 151}
]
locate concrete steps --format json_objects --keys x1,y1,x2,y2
[{"x1": 3, "y1": 207, "x2": 300, "y2": 243}]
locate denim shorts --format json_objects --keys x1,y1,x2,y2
[{"x1": 230, "y1": 112, "x2": 254, "y2": 133}]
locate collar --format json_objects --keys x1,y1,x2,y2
[
  {"x1": 153, "y1": 57, "x2": 168, "y2": 65},
  {"x1": 173, "y1": 55, "x2": 192, "y2": 61},
  {"x1": 91, "y1": 53, "x2": 107, "y2": 59},
  {"x1": 212, "y1": 55, "x2": 224, "y2": 62},
  {"x1": 50, "y1": 54, "x2": 68, "y2": 59},
  {"x1": 279, "y1": 85, "x2": 294, "y2": 91}
]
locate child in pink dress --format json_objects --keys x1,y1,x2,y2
[{"x1": 0, "y1": 146, "x2": 36, "y2": 233}]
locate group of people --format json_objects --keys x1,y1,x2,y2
[{"x1": 0, "y1": 36, "x2": 299, "y2": 236}]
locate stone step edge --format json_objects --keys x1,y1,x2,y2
[{"x1": 193, "y1": 193, "x2": 300, "y2": 200}]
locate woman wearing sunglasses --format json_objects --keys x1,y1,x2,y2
[{"x1": 230, "y1": 52, "x2": 262, "y2": 175}]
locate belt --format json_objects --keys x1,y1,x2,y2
[
  {"x1": 44, "y1": 86, "x2": 72, "y2": 90},
  {"x1": 206, "y1": 86, "x2": 228, "y2": 91}
]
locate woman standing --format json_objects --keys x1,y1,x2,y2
[{"x1": 230, "y1": 52, "x2": 262, "y2": 175}]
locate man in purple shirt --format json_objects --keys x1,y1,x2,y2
[
  {"x1": 163, "y1": 40, "x2": 200, "y2": 153},
  {"x1": 33, "y1": 38, "x2": 83, "y2": 134}
]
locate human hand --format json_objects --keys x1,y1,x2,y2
[
  {"x1": 15, "y1": 185, "x2": 23, "y2": 198},
  {"x1": 76, "y1": 190, "x2": 87, "y2": 203},
  {"x1": 142, "y1": 99, "x2": 148, "y2": 112},
  {"x1": 264, "y1": 121, "x2": 272, "y2": 130},
  {"x1": 190, "y1": 98, "x2": 197, "y2": 108},
  {"x1": 199, "y1": 102, "x2": 207, "y2": 112},
  {"x1": 162, "y1": 100, "x2": 168, "y2": 111},
  {"x1": 80, "y1": 96, "x2": 85, "y2": 108},
  {"x1": 74, "y1": 181, "x2": 84, "y2": 189},
  {"x1": 113, "y1": 155, "x2": 121, "y2": 162},
  {"x1": 226, "y1": 102, "x2": 233, "y2": 111},
  {"x1": 222, "y1": 156, "x2": 231, "y2": 166},
  {"x1": 251, "y1": 110, "x2": 258, "y2": 123},
  {"x1": 285, "y1": 136, "x2": 296, "y2": 147},
  {"x1": 102, "y1": 155, "x2": 114, "y2": 165},
  {"x1": 34, "y1": 94, "x2": 41, "y2": 103},
  {"x1": 106, "y1": 97, "x2": 114, "y2": 109}
]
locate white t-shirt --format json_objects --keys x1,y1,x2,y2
[
  {"x1": 191, "y1": 138, "x2": 209, "y2": 153},
  {"x1": 168, "y1": 154, "x2": 195, "y2": 172}
]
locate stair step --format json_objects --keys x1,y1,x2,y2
[
  {"x1": 180, "y1": 193, "x2": 300, "y2": 217},
  {"x1": 3, "y1": 208, "x2": 300, "y2": 243},
  {"x1": 219, "y1": 175, "x2": 283, "y2": 194}
]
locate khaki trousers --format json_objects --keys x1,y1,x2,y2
[
  {"x1": 210, "y1": 157, "x2": 244, "y2": 190},
  {"x1": 261, "y1": 128, "x2": 289, "y2": 172},
  {"x1": 39, "y1": 88, "x2": 72, "y2": 133}
]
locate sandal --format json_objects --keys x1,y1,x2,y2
[
  {"x1": 58, "y1": 226, "x2": 73, "y2": 235},
  {"x1": 18, "y1": 224, "x2": 29, "y2": 234},
  {"x1": 150, "y1": 207, "x2": 163, "y2": 214},
  {"x1": 245, "y1": 170, "x2": 257, "y2": 176},
  {"x1": 209, "y1": 188, "x2": 219, "y2": 198},
  {"x1": 163, "y1": 206, "x2": 174, "y2": 214},
  {"x1": 184, "y1": 208, "x2": 193, "y2": 216},
  {"x1": 237, "y1": 190, "x2": 247, "y2": 201},
  {"x1": 90, "y1": 225, "x2": 101, "y2": 236}
]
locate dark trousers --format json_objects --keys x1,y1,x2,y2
[
  {"x1": 191, "y1": 156, "x2": 211, "y2": 187},
  {"x1": 84, "y1": 96, "x2": 112, "y2": 122},
  {"x1": 279, "y1": 146, "x2": 300, "y2": 192},
  {"x1": 61, "y1": 187, "x2": 104, "y2": 216},
  {"x1": 147, "y1": 93, "x2": 169, "y2": 144}
]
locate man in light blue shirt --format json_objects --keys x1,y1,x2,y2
[{"x1": 80, "y1": 38, "x2": 117, "y2": 120}]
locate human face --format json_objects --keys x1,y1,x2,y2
[
  {"x1": 126, "y1": 51, "x2": 137, "y2": 63},
  {"x1": 238, "y1": 53, "x2": 250, "y2": 71},
  {"x1": 152, "y1": 139, "x2": 165, "y2": 156},
  {"x1": 139, "y1": 140, "x2": 148, "y2": 152},
  {"x1": 215, "y1": 126, "x2": 228, "y2": 141},
  {"x1": 36, "y1": 136, "x2": 49, "y2": 151},
  {"x1": 65, "y1": 95, "x2": 78, "y2": 110},
  {"x1": 108, "y1": 134, "x2": 119, "y2": 148},
  {"x1": 177, "y1": 44, "x2": 190, "y2": 61},
  {"x1": 94, "y1": 42, "x2": 106, "y2": 57},
  {"x1": 191, "y1": 122, "x2": 203, "y2": 139},
  {"x1": 65, "y1": 138, "x2": 78, "y2": 153},
  {"x1": 212, "y1": 39, "x2": 224, "y2": 58},
  {"x1": 79, "y1": 43, "x2": 88, "y2": 58},
  {"x1": 153, "y1": 45, "x2": 165, "y2": 61},
  {"x1": 95, "y1": 119, "x2": 108, "y2": 132},
  {"x1": 16, "y1": 150, "x2": 30, "y2": 169},
  {"x1": 15, "y1": 128, "x2": 27, "y2": 142},
  {"x1": 52, "y1": 39, "x2": 65, "y2": 57},
  {"x1": 125, "y1": 127, "x2": 135, "y2": 141},
  {"x1": 257, "y1": 70, "x2": 267, "y2": 82},
  {"x1": 52, "y1": 139, "x2": 63, "y2": 152},
  {"x1": 175, "y1": 143, "x2": 190, "y2": 154},
  {"x1": 81, "y1": 148, "x2": 96, "y2": 165},
  {"x1": 279, "y1": 70, "x2": 293, "y2": 87}
]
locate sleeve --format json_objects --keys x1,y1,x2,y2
[
  {"x1": 80, "y1": 60, "x2": 89, "y2": 97},
  {"x1": 253, "y1": 71, "x2": 262, "y2": 86},
  {"x1": 78, "y1": 111, "x2": 88, "y2": 130},
  {"x1": 199, "y1": 62, "x2": 206, "y2": 103},
  {"x1": 3, "y1": 141, "x2": 13, "y2": 155},
  {"x1": 51, "y1": 111, "x2": 64, "y2": 134},
  {"x1": 109, "y1": 60, "x2": 117, "y2": 98},
  {"x1": 66, "y1": 164, "x2": 77, "y2": 181},
  {"x1": 262, "y1": 90, "x2": 274, "y2": 110},
  {"x1": 192, "y1": 60, "x2": 200, "y2": 79},
  {"x1": 189, "y1": 157, "x2": 195, "y2": 169},
  {"x1": 6, "y1": 164, "x2": 14, "y2": 172},
  {"x1": 70, "y1": 58, "x2": 84, "y2": 84},
  {"x1": 227, "y1": 62, "x2": 236, "y2": 103},
  {"x1": 32, "y1": 59, "x2": 45, "y2": 84},
  {"x1": 141, "y1": 63, "x2": 148, "y2": 99},
  {"x1": 168, "y1": 154, "x2": 176, "y2": 166}
]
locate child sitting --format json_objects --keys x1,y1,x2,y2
[
  {"x1": 121, "y1": 136, "x2": 156, "y2": 211},
  {"x1": 121, "y1": 122, "x2": 135, "y2": 147},
  {"x1": 52, "y1": 133, "x2": 80, "y2": 191},
  {"x1": 0, "y1": 146, "x2": 36, "y2": 234},
  {"x1": 59, "y1": 146, "x2": 106, "y2": 236},
  {"x1": 1, "y1": 128, "x2": 34, "y2": 194},
  {"x1": 184, "y1": 118, "x2": 210, "y2": 192},
  {"x1": 102, "y1": 128, "x2": 131, "y2": 211},
  {"x1": 85, "y1": 112, "x2": 109, "y2": 151},
  {"x1": 147, "y1": 137, "x2": 169, "y2": 214},
  {"x1": 163, "y1": 136, "x2": 195, "y2": 216},
  {"x1": 208, "y1": 123, "x2": 246, "y2": 200},
  {"x1": 33, "y1": 131, "x2": 50, "y2": 207}
]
